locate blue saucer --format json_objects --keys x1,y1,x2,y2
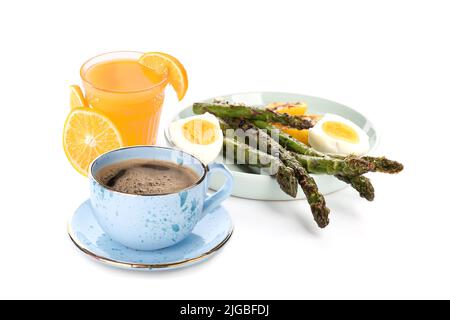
[{"x1": 68, "y1": 200, "x2": 234, "y2": 271}]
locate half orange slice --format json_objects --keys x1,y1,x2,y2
[
  {"x1": 63, "y1": 108, "x2": 123, "y2": 176},
  {"x1": 70, "y1": 85, "x2": 88, "y2": 109}
]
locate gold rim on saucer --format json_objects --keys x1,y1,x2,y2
[{"x1": 67, "y1": 223, "x2": 233, "y2": 270}]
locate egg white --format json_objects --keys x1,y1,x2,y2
[
  {"x1": 169, "y1": 113, "x2": 223, "y2": 164},
  {"x1": 308, "y1": 114, "x2": 370, "y2": 156}
]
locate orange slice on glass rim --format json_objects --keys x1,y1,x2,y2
[
  {"x1": 138, "y1": 52, "x2": 188, "y2": 101},
  {"x1": 63, "y1": 108, "x2": 123, "y2": 176}
]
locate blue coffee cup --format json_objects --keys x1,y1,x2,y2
[{"x1": 89, "y1": 146, "x2": 233, "y2": 251}]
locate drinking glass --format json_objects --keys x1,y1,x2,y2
[{"x1": 80, "y1": 51, "x2": 168, "y2": 146}]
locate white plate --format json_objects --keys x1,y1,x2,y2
[{"x1": 165, "y1": 92, "x2": 378, "y2": 200}]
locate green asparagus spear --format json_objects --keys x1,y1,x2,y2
[
  {"x1": 222, "y1": 137, "x2": 298, "y2": 198},
  {"x1": 292, "y1": 153, "x2": 375, "y2": 176},
  {"x1": 193, "y1": 102, "x2": 316, "y2": 130},
  {"x1": 259, "y1": 132, "x2": 330, "y2": 227},
  {"x1": 335, "y1": 175, "x2": 375, "y2": 201},
  {"x1": 222, "y1": 136, "x2": 279, "y2": 169},
  {"x1": 253, "y1": 120, "x2": 403, "y2": 174},
  {"x1": 331, "y1": 155, "x2": 403, "y2": 174},
  {"x1": 276, "y1": 165, "x2": 300, "y2": 199},
  {"x1": 295, "y1": 164, "x2": 330, "y2": 228},
  {"x1": 225, "y1": 118, "x2": 330, "y2": 228},
  {"x1": 361, "y1": 156, "x2": 404, "y2": 174}
]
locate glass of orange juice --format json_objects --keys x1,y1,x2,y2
[{"x1": 80, "y1": 51, "x2": 168, "y2": 146}]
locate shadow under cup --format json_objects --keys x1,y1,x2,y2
[
  {"x1": 80, "y1": 51, "x2": 168, "y2": 146},
  {"x1": 88, "y1": 146, "x2": 233, "y2": 251}
]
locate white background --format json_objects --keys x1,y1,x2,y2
[{"x1": 0, "y1": 0, "x2": 448, "y2": 299}]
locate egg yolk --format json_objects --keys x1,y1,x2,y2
[
  {"x1": 182, "y1": 119, "x2": 217, "y2": 145},
  {"x1": 322, "y1": 121, "x2": 359, "y2": 143}
]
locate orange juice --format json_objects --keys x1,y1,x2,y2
[{"x1": 80, "y1": 52, "x2": 168, "y2": 146}]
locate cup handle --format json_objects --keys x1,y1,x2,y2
[{"x1": 202, "y1": 162, "x2": 233, "y2": 216}]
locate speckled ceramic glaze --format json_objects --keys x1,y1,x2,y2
[
  {"x1": 68, "y1": 200, "x2": 233, "y2": 270},
  {"x1": 89, "y1": 146, "x2": 233, "y2": 251}
]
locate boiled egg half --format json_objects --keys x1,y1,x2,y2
[
  {"x1": 308, "y1": 114, "x2": 370, "y2": 156},
  {"x1": 169, "y1": 113, "x2": 223, "y2": 164}
]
